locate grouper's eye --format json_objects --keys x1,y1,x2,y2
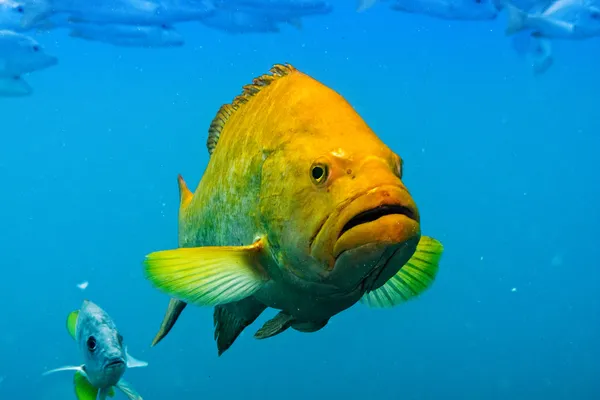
[
  {"x1": 310, "y1": 163, "x2": 329, "y2": 186},
  {"x1": 87, "y1": 336, "x2": 97, "y2": 352},
  {"x1": 117, "y1": 333, "x2": 124, "y2": 345}
]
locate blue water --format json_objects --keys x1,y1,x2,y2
[{"x1": 1, "y1": 2, "x2": 599, "y2": 399}]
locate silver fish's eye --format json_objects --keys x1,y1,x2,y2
[{"x1": 87, "y1": 336, "x2": 97, "y2": 352}]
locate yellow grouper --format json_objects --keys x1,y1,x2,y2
[{"x1": 143, "y1": 63, "x2": 444, "y2": 356}]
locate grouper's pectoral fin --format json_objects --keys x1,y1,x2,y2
[
  {"x1": 360, "y1": 236, "x2": 443, "y2": 308},
  {"x1": 151, "y1": 298, "x2": 187, "y2": 347},
  {"x1": 143, "y1": 238, "x2": 270, "y2": 307},
  {"x1": 254, "y1": 311, "x2": 294, "y2": 339},
  {"x1": 214, "y1": 296, "x2": 267, "y2": 356}
]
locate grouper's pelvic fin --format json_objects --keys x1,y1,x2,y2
[
  {"x1": 151, "y1": 298, "x2": 187, "y2": 347},
  {"x1": 360, "y1": 236, "x2": 443, "y2": 308},
  {"x1": 143, "y1": 237, "x2": 270, "y2": 307},
  {"x1": 213, "y1": 296, "x2": 266, "y2": 356},
  {"x1": 206, "y1": 63, "x2": 296, "y2": 156}
]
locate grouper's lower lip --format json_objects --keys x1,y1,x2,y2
[{"x1": 333, "y1": 214, "x2": 419, "y2": 258}]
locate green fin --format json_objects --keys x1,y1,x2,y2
[
  {"x1": 214, "y1": 296, "x2": 267, "y2": 356},
  {"x1": 360, "y1": 236, "x2": 443, "y2": 308},
  {"x1": 206, "y1": 63, "x2": 296, "y2": 156},
  {"x1": 254, "y1": 311, "x2": 293, "y2": 339},
  {"x1": 74, "y1": 370, "x2": 98, "y2": 400},
  {"x1": 67, "y1": 311, "x2": 79, "y2": 340},
  {"x1": 151, "y1": 298, "x2": 187, "y2": 347},
  {"x1": 143, "y1": 238, "x2": 269, "y2": 307}
]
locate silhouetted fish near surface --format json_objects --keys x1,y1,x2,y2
[
  {"x1": 0, "y1": 74, "x2": 31, "y2": 96},
  {"x1": 68, "y1": 23, "x2": 185, "y2": 48},
  {"x1": 390, "y1": 0, "x2": 500, "y2": 20},
  {"x1": 505, "y1": 0, "x2": 600, "y2": 39},
  {"x1": 0, "y1": 30, "x2": 57, "y2": 77},
  {"x1": 42, "y1": 300, "x2": 148, "y2": 400},
  {"x1": 19, "y1": 0, "x2": 215, "y2": 29},
  {"x1": 142, "y1": 63, "x2": 444, "y2": 356}
]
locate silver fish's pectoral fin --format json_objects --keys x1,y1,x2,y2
[
  {"x1": 42, "y1": 365, "x2": 84, "y2": 376},
  {"x1": 254, "y1": 311, "x2": 294, "y2": 339},
  {"x1": 151, "y1": 298, "x2": 187, "y2": 347},
  {"x1": 124, "y1": 347, "x2": 148, "y2": 368},
  {"x1": 116, "y1": 379, "x2": 143, "y2": 400},
  {"x1": 214, "y1": 296, "x2": 267, "y2": 356}
]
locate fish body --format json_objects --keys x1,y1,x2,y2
[
  {"x1": 19, "y1": 0, "x2": 215, "y2": 29},
  {"x1": 0, "y1": 30, "x2": 57, "y2": 77},
  {"x1": 143, "y1": 64, "x2": 444, "y2": 355},
  {"x1": 199, "y1": 8, "x2": 281, "y2": 33},
  {"x1": 42, "y1": 300, "x2": 148, "y2": 400},
  {"x1": 68, "y1": 23, "x2": 184, "y2": 48},
  {"x1": 505, "y1": 0, "x2": 600, "y2": 39},
  {"x1": 391, "y1": 0, "x2": 499, "y2": 20},
  {"x1": 0, "y1": 75, "x2": 31, "y2": 96}
]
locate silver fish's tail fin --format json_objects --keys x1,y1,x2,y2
[
  {"x1": 117, "y1": 379, "x2": 143, "y2": 400},
  {"x1": 505, "y1": 3, "x2": 528, "y2": 35}
]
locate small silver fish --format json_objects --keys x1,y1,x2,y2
[
  {"x1": 42, "y1": 300, "x2": 148, "y2": 400},
  {"x1": 68, "y1": 23, "x2": 185, "y2": 48},
  {"x1": 505, "y1": 0, "x2": 600, "y2": 39},
  {"x1": 0, "y1": 29, "x2": 57, "y2": 77}
]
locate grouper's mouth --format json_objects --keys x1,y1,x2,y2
[{"x1": 339, "y1": 205, "x2": 418, "y2": 238}]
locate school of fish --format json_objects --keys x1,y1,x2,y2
[{"x1": 0, "y1": 0, "x2": 599, "y2": 96}]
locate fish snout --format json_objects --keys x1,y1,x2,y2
[
  {"x1": 104, "y1": 357, "x2": 126, "y2": 371},
  {"x1": 333, "y1": 185, "x2": 420, "y2": 258}
]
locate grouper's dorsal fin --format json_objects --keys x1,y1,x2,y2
[
  {"x1": 206, "y1": 63, "x2": 297, "y2": 156},
  {"x1": 177, "y1": 174, "x2": 193, "y2": 211}
]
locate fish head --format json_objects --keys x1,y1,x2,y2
[
  {"x1": 77, "y1": 300, "x2": 126, "y2": 387},
  {"x1": 0, "y1": 1, "x2": 25, "y2": 30},
  {"x1": 10, "y1": 35, "x2": 57, "y2": 73},
  {"x1": 258, "y1": 68, "x2": 420, "y2": 294}
]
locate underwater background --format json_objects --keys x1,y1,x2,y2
[{"x1": 1, "y1": 1, "x2": 599, "y2": 399}]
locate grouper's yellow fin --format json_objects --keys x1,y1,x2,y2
[
  {"x1": 206, "y1": 63, "x2": 296, "y2": 156},
  {"x1": 74, "y1": 370, "x2": 98, "y2": 400},
  {"x1": 360, "y1": 236, "x2": 443, "y2": 308},
  {"x1": 177, "y1": 174, "x2": 193, "y2": 211},
  {"x1": 143, "y1": 238, "x2": 270, "y2": 307},
  {"x1": 67, "y1": 311, "x2": 79, "y2": 340}
]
